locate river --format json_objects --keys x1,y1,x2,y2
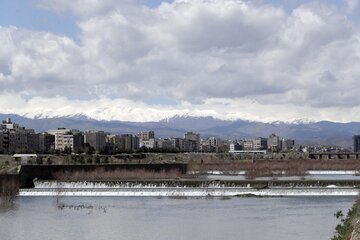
[
  {"x1": 0, "y1": 196, "x2": 355, "y2": 240},
  {"x1": 205, "y1": 173, "x2": 360, "y2": 181}
]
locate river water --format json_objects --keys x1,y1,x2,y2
[
  {"x1": 205, "y1": 174, "x2": 360, "y2": 181},
  {"x1": 0, "y1": 196, "x2": 356, "y2": 240}
]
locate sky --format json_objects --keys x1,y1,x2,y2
[{"x1": 1, "y1": 0, "x2": 360, "y2": 123}]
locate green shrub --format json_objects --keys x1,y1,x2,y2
[{"x1": 331, "y1": 204, "x2": 357, "y2": 240}]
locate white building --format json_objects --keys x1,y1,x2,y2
[
  {"x1": 137, "y1": 131, "x2": 155, "y2": 149},
  {"x1": 253, "y1": 137, "x2": 268, "y2": 150},
  {"x1": 243, "y1": 140, "x2": 253, "y2": 150},
  {"x1": 229, "y1": 142, "x2": 242, "y2": 152},
  {"x1": 139, "y1": 138, "x2": 156, "y2": 149},
  {"x1": 49, "y1": 128, "x2": 84, "y2": 152}
]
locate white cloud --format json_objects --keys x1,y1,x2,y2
[
  {"x1": 1, "y1": 0, "x2": 360, "y2": 122},
  {"x1": 34, "y1": 0, "x2": 131, "y2": 18},
  {"x1": 345, "y1": 0, "x2": 359, "y2": 13}
]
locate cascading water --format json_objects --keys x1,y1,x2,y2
[{"x1": 17, "y1": 180, "x2": 360, "y2": 197}]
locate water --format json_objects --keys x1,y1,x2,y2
[
  {"x1": 206, "y1": 174, "x2": 360, "y2": 181},
  {"x1": 0, "y1": 196, "x2": 355, "y2": 240}
]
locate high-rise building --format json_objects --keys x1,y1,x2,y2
[
  {"x1": 170, "y1": 137, "x2": 184, "y2": 151},
  {"x1": 156, "y1": 138, "x2": 174, "y2": 150},
  {"x1": 72, "y1": 133, "x2": 85, "y2": 153},
  {"x1": 253, "y1": 137, "x2": 268, "y2": 150},
  {"x1": 84, "y1": 131, "x2": 106, "y2": 152},
  {"x1": 1, "y1": 118, "x2": 35, "y2": 153},
  {"x1": 0, "y1": 130, "x2": 3, "y2": 153},
  {"x1": 243, "y1": 140, "x2": 253, "y2": 150},
  {"x1": 229, "y1": 142, "x2": 242, "y2": 152},
  {"x1": 49, "y1": 128, "x2": 84, "y2": 152},
  {"x1": 281, "y1": 139, "x2": 295, "y2": 151},
  {"x1": 268, "y1": 134, "x2": 280, "y2": 152},
  {"x1": 27, "y1": 133, "x2": 41, "y2": 153},
  {"x1": 200, "y1": 137, "x2": 224, "y2": 153},
  {"x1": 121, "y1": 134, "x2": 139, "y2": 151},
  {"x1": 137, "y1": 131, "x2": 155, "y2": 141},
  {"x1": 106, "y1": 135, "x2": 125, "y2": 152},
  {"x1": 39, "y1": 133, "x2": 55, "y2": 152},
  {"x1": 139, "y1": 139, "x2": 156, "y2": 149},
  {"x1": 353, "y1": 135, "x2": 360, "y2": 152},
  {"x1": 49, "y1": 128, "x2": 70, "y2": 151},
  {"x1": 184, "y1": 132, "x2": 200, "y2": 152},
  {"x1": 137, "y1": 131, "x2": 155, "y2": 149}
]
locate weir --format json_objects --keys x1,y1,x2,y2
[
  {"x1": 19, "y1": 186, "x2": 360, "y2": 197},
  {"x1": 17, "y1": 180, "x2": 360, "y2": 197},
  {"x1": 13, "y1": 165, "x2": 360, "y2": 197}
]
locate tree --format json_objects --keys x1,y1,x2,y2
[
  {"x1": 63, "y1": 147, "x2": 72, "y2": 154},
  {"x1": 95, "y1": 155, "x2": 101, "y2": 164},
  {"x1": 36, "y1": 156, "x2": 43, "y2": 165},
  {"x1": 46, "y1": 157, "x2": 52, "y2": 165},
  {"x1": 103, "y1": 156, "x2": 109, "y2": 164}
]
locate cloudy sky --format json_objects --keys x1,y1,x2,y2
[{"x1": 1, "y1": 0, "x2": 360, "y2": 123}]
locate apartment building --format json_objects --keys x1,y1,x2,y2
[
  {"x1": 184, "y1": 132, "x2": 200, "y2": 152},
  {"x1": 84, "y1": 131, "x2": 106, "y2": 152},
  {"x1": 1, "y1": 118, "x2": 35, "y2": 153},
  {"x1": 49, "y1": 128, "x2": 84, "y2": 152}
]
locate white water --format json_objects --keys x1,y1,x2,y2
[
  {"x1": 189, "y1": 170, "x2": 359, "y2": 175},
  {"x1": 19, "y1": 188, "x2": 360, "y2": 197},
  {"x1": 19, "y1": 181, "x2": 360, "y2": 197},
  {"x1": 308, "y1": 170, "x2": 358, "y2": 175}
]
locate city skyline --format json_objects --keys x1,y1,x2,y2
[
  {"x1": 1, "y1": 0, "x2": 360, "y2": 123},
  {"x1": 0, "y1": 117, "x2": 300, "y2": 154}
]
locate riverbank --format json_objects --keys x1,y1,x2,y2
[
  {"x1": 328, "y1": 196, "x2": 360, "y2": 240},
  {"x1": 349, "y1": 197, "x2": 360, "y2": 240}
]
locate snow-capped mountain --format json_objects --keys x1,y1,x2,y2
[{"x1": 0, "y1": 113, "x2": 359, "y2": 147}]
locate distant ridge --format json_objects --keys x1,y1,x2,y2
[{"x1": 0, "y1": 113, "x2": 359, "y2": 147}]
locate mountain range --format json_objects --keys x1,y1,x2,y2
[{"x1": 0, "y1": 114, "x2": 359, "y2": 147}]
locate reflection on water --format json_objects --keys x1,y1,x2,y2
[
  {"x1": 0, "y1": 202, "x2": 18, "y2": 214},
  {"x1": 0, "y1": 196, "x2": 355, "y2": 240}
]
